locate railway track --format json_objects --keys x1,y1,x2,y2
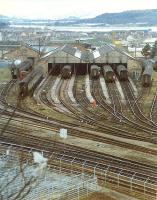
[
  {"x1": 121, "y1": 81, "x2": 157, "y2": 130},
  {"x1": 0, "y1": 92, "x2": 156, "y2": 183},
  {"x1": 1, "y1": 115, "x2": 157, "y2": 158},
  {"x1": 41, "y1": 76, "x2": 148, "y2": 138},
  {"x1": 90, "y1": 79, "x2": 157, "y2": 138},
  {"x1": 0, "y1": 78, "x2": 157, "y2": 198},
  {"x1": 0, "y1": 139, "x2": 157, "y2": 198},
  {"x1": 107, "y1": 82, "x2": 123, "y2": 115},
  {"x1": 2, "y1": 79, "x2": 157, "y2": 143},
  {"x1": 92, "y1": 79, "x2": 122, "y2": 121},
  {"x1": 149, "y1": 89, "x2": 157, "y2": 123},
  {"x1": 1, "y1": 128, "x2": 157, "y2": 182}
]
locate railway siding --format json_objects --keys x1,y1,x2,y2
[
  {"x1": 33, "y1": 75, "x2": 51, "y2": 105},
  {"x1": 0, "y1": 140, "x2": 156, "y2": 199},
  {"x1": 31, "y1": 129, "x2": 157, "y2": 167},
  {"x1": 1, "y1": 74, "x2": 157, "y2": 199}
]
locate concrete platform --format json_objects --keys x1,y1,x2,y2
[
  {"x1": 33, "y1": 76, "x2": 50, "y2": 104},
  {"x1": 115, "y1": 77, "x2": 126, "y2": 104},
  {"x1": 67, "y1": 75, "x2": 77, "y2": 104},
  {"x1": 51, "y1": 76, "x2": 61, "y2": 104},
  {"x1": 129, "y1": 77, "x2": 138, "y2": 98},
  {"x1": 85, "y1": 74, "x2": 94, "y2": 103},
  {"x1": 99, "y1": 75, "x2": 111, "y2": 104}
]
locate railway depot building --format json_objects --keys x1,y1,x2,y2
[
  {"x1": 40, "y1": 44, "x2": 134, "y2": 75},
  {"x1": 3, "y1": 43, "x2": 40, "y2": 62}
]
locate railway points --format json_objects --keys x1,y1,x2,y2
[{"x1": 1, "y1": 43, "x2": 157, "y2": 200}]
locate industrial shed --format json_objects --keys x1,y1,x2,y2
[
  {"x1": 3, "y1": 44, "x2": 40, "y2": 63},
  {"x1": 40, "y1": 44, "x2": 134, "y2": 75},
  {"x1": 127, "y1": 59, "x2": 142, "y2": 80},
  {"x1": 91, "y1": 44, "x2": 128, "y2": 64}
]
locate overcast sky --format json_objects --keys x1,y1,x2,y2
[{"x1": 0, "y1": 0, "x2": 156, "y2": 19}]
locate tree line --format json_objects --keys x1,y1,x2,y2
[{"x1": 141, "y1": 40, "x2": 157, "y2": 58}]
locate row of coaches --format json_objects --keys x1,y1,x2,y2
[
  {"x1": 60, "y1": 64, "x2": 128, "y2": 82},
  {"x1": 19, "y1": 70, "x2": 43, "y2": 97},
  {"x1": 11, "y1": 58, "x2": 44, "y2": 98},
  {"x1": 141, "y1": 59, "x2": 154, "y2": 87},
  {"x1": 60, "y1": 63, "x2": 153, "y2": 87}
]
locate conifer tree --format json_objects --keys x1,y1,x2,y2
[
  {"x1": 150, "y1": 40, "x2": 157, "y2": 58},
  {"x1": 141, "y1": 43, "x2": 151, "y2": 57}
]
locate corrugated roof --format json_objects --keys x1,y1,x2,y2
[
  {"x1": 89, "y1": 52, "x2": 94, "y2": 61},
  {"x1": 41, "y1": 43, "x2": 136, "y2": 63},
  {"x1": 143, "y1": 64, "x2": 153, "y2": 75},
  {"x1": 74, "y1": 49, "x2": 82, "y2": 59},
  {"x1": 40, "y1": 46, "x2": 62, "y2": 59},
  {"x1": 24, "y1": 43, "x2": 40, "y2": 53},
  {"x1": 108, "y1": 44, "x2": 136, "y2": 60},
  {"x1": 93, "y1": 49, "x2": 100, "y2": 59},
  {"x1": 62, "y1": 45, "x2": 76, "y2": 56},
  {"x1": 98, "y1": 45, "x2": 113, "y2": 57},
  {"x1": 91, "y1": 44, "x2": 136, "y2": 61},
  {"x1": 81, "y1": 51, "x2": 90, "y2": 62}
]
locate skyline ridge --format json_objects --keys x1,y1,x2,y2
[
  {"x1": 0, "y1": 8, "x2": 157, "y2": 21},
  {"x1": 0, "y1": 0, "x2": 156, "y2": 19}
]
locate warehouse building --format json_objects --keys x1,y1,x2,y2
[
  {"x1": 4, "y1": 42, "x2": 137, "y2": 76},
  {"x1": 3, "y1": 43, "x2": 40, "y2": 61},
  {"x1": 39, "y1": 43, "x2": 135, "y2": 75}
]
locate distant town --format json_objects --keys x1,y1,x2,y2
[
  {"x1": 0, "y1": 20, "x2": 157, "y2": 60},
  {"x1": 0, "y1": 9, "x2": 157, "y2": 62}
]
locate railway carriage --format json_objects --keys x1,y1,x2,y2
[
  {"x1": 61, "y1": 65, "x2": 72, "y2": 79},
  {"x1": 141, "y1": 64, "x2": 153, "y2": 87},
  {"x1": 90, "y1": 65, "x2": 100, "y2": 79},
  {"x1": 19, "y1": 58, "x2": 34, "y2": 72},
  {"x1": 140, "y1": 59, "x2": 153, "y2": 87},
  {"x1": 19, "y1": 71, "x2": 36, "y2": 97},
  {"x1": 116, "y1": 65, "x2": 128, "y2": 81},
  {"x1": 11, "y1": 58, "x2": 34, "y2": 80},
  {"x1": 153, "y1": 61, "x2": 157, "y2": 71},
  {"x1": 18, "y1": 58, "x2": 34, "y2": 80},
  {"x1": 19, "y1": 71, "x2": 43, "y2": 97},
  {"x1": 103, "y1": 65, "x2": 114, "y2": 82},
  {"x1": 11, "y1": 67, "x2": 18, "y2": 79},
  {"x1": 29, "y1": 74, "x2": 43, "y2": 96}
]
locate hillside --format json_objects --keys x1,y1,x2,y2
[
  {"x1": 0, "y1": 15, "x2": 10, "y2": 27},
  {"x1": 0, "y1": 9, "x2": 157, "y2": 26},
  {"x1": 78, "y1": 9, "x2": 157, "y2": 25}
]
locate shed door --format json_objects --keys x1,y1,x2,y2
[{"x1": 48, "y1": 63, "x2": 53, "y2": 74}]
